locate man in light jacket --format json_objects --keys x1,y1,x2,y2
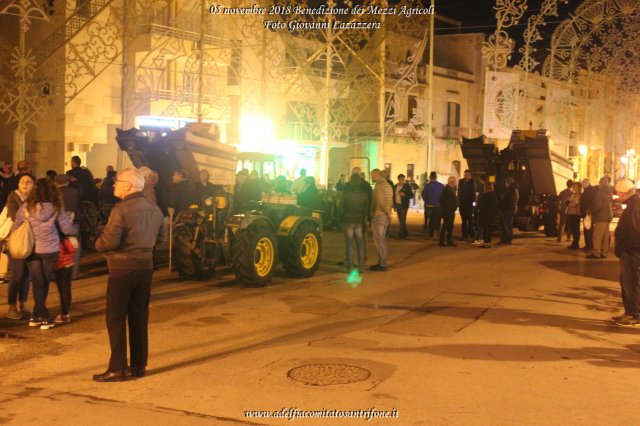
[
  {"x1": 93, "y1": 168, "x2": 163, "y2": 382},
  {"x1": 557, "y1": 179, "x2": 574, "y2": 243},
  {"x1": 370, "y1": 169, "x2": 393, "y2": 271},
  {"x1": 586, "y1": 177, "x2": 613, "y2": 259}
]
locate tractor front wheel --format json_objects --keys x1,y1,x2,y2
[
  {"x1": 282, "y1": 222, "x2": 322, "y2": 278},
  {"x1": 231, "y1": 226, "x2": 277, "y2": 286}
]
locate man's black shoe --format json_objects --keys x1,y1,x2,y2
[
  {"x1": 128, "y1": 366, "x2": 146, "y2": 378},
  {"x1": 369, "y1": 264, "x2": 387, "y2": 272},
  {"x1": 93, "y1": 369, "x2": 129, "y2": 382},
  {"x1": 438, "y1": 242, "x2": 446, "y2": 247},
  {"x1": 447, "y1": 242, "x2": 457, "y2": 247},
  {"x1": 586, "y1": 254, "x2": 600, "y2": 259}
]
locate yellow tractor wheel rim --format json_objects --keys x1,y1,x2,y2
[
  {"x1": 300, "y1": 233, "x2": 319, "y2": 269},
  {"x1": 254, "y1": 237, "x2": 274, "y2": 277}
]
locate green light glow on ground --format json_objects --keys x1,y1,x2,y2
[{"x1": 346, "y1": 269, "x2": 362, "y2": 288}]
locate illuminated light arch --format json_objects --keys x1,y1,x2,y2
[{"x1": 543, "y1": 0, "x2": 640, "y2": 93}]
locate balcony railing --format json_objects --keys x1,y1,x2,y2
[
  {"x1": 442, "y1": 126, "x2": 467, "y2": 139},
  {"x1": 391, "y1": 122, "x2": 426, "y2": 139},
  {"x1": 138, "y1": 23, "x2": 226, "y2": 46}
]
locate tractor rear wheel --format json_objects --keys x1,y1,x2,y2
[{"x1": 231, "y1": 226, "x2": 277, "y2": 286}]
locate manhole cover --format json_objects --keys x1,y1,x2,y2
[{"x1": 288, "y1": 364, "x2": 371, "y2": 386}]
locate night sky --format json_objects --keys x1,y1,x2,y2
[
  {"x1": 434, "y1": 0, "x2": 579, "y2": 68},
  {"x1": 436, "y1": 0, "x2": 499, "y2": 34},
  {"x1": 435, "y1": 0, "x2": 576, "y2": 33}
]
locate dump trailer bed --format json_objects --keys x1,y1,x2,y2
[
  {"x1": 508, "y1": 130, "x2": 573, "y2": 197},
  {"x1": 116, "y1": 124, "x2": 238, "y2": 187},
  {"x1": 460, "y1": 135, "x2": 500, "y2": 181}
]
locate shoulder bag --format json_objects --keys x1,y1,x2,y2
[{"x1": 8, "y1": 209, "x2": 34, "y2": 259}]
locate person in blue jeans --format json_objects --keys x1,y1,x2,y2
[
  {"x1": 12, "y1": 178, "x2": 76, "y2": 330},
  {"x1": 338, "y1": 174, "x2": 369, "y2": 271},
  {"x1": 5, "y1": 174, "x2": 34, "y2": 320}
]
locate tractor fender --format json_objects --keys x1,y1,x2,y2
[
  {"x1": 276, "y1": 216, "x2": 322, "y2": 239},
  {"x1": 227, "y1": 214, "x2": 275, "y2": 236}
]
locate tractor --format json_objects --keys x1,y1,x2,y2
[{"x1": 116, "y1": 124, "x2": 322, "y2": 286}]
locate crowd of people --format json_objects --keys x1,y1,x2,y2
[
  {"x1": 1, "y1": 156, "x2": 621, "y2": 325},
  {"x1": 558, "y1": 177, "x2": 614, "y2": 259},
  {"x1": 0, "y1": 158, "x2": 162, "y2": 328},
  {"x1": 0, "y1": 159, "x2": 91, "y2": 329},
  {"x1": 333, "y1": 167, "x2": 623, "y2": 274},
  {"x1": 335, "y1": 168, "x2": 495, "y2": 273},
  {"x1": 0, "y1": 160, "x2": 163, "y2": 381},
  {"x1": 233, "y1": 167, "x2": 330, "y2": 212}
]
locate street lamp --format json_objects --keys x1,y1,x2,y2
[{"x1": 239, "y1": 115, "x2": 277, "y2": 154}]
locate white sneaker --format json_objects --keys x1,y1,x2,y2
[
  {"x1": 471, "y1": 240, "x2": 483, "y2": 246},
  {"x1": 40, "y1": 319, "x2": 55, "y2": 330}
]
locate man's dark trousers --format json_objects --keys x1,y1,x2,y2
[
  {"x1": 499, "y1": 212, "x2": 514, "y2": 244},
  {"x1": 106, "y1": 269, "x2": 153, "y2": 371},
  {"x1": 440, "y1": 211, "x2": 455, "y2": 244},
  {"x1": 423, "y1": 206, "x2": 428, "y2": 231},
  {"x1": 426, "y1": 206, "x2": 441, "y2": 237},
  {"x1": 397, "y1": 206, "x2": 409, "y2": 238},
  {"x1": 460, "y1": 205, "x2": 474, "y2": 239},
  {"x1": 620, "y1": 252, "x2": 640, "y2": 318}
]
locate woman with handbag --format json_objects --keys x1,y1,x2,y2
[
  {"x1": 12, "y1": 178, "x2": 76, "y2": 329},
  {"x1": 5, "y1": 174, "x2": 34, "y2": 320}
]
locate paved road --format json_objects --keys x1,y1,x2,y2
[{"x1": 0, "y1": 213, "x2": 633, "y2": 425}]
